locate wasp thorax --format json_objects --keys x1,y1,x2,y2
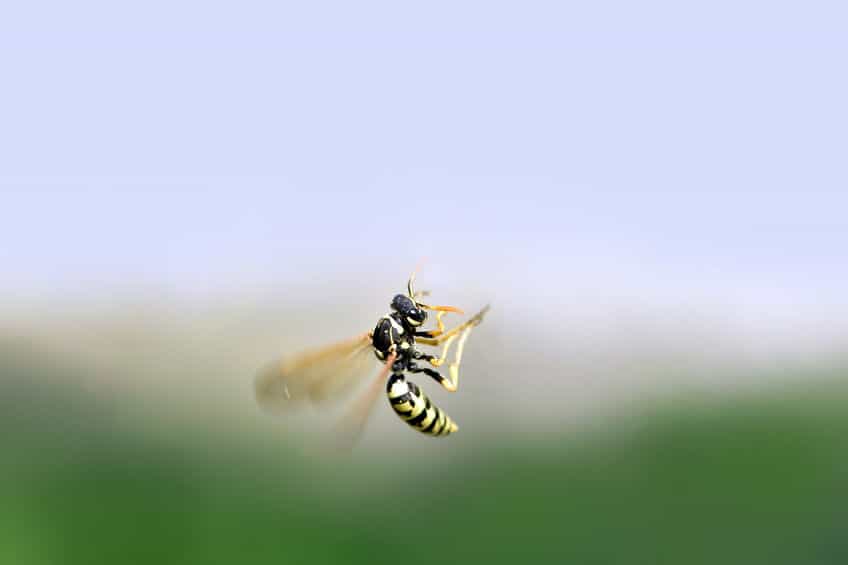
[{"x1": 390, "y1": 294, "x2": 427, "y2": 326}]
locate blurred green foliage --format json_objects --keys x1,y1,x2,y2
[{"x1": 2, "y1": 342, "x2": 846, "y2": 565}]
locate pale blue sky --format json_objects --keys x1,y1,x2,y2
[{"x1": 1, "y1": 2, "x2": 846, "y2": 317}]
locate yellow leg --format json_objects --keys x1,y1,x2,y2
[
  {"x1": 433, "y1": 310, "x2": 446, "y2": 334},
  {"x1": 420, "y1": 305, "x2": 488, "y2": 393},
  {"x1": 418, "y1": 310, "x2": 448, "y2": 338},
  {"x1": 427, "y1": 333, "x2": 458, "y2": 366},
  {"x1": 416, "y1": 305, "x2": 489, "y2": 346},
  {"x1": 423, "y1": 325, "x2": 473, "y2": 392},
  {"x1": 446, "y1": 325, "x2": 474, "y2": 390}
]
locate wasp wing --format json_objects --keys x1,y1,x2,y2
[
  {"x1": 333, "y1": 352, "x2": 397, "y2": 451},
  {"x1": 254, "y1": 332, "x2": 377, "y2": 413}
]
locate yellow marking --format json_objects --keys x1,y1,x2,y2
[
  {"x1": 400, "y1": 341, "x2": 410, "y2": 350},
  {"x1": 431, "y1": 410, "x2": 445, "y2": 435},
  {"x1": 407, "y1": 316, "x2": 423, "y2": 326},
  {"x1": 444, "y1": 417, "x2": 456, "y2": 435},
  {"x1": 405, "y1": 395, "x2": 425, "y2": 420},
  {"x1": 386, "y1": 382, "x2": 459, "y2": 437},
  {"x1": 440, "y1": 415, "x2": 450, "y2": 435},
  {"x1": 388, "y1": 316, "x2": 405, "y2": 335},
  {"x1": 389, "y1": 379, "x2": 414, "y2": 414},
  {"x1": 394, "y1": 401, "x2": 412, "y2": 413},
  {"x1": 418, "y1": 408, "x2": 437, "y2": 429},
  {"x1": 388, "y1": 380, "x2": 409, "y2": 398}
]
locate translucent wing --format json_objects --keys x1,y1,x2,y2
[
  {"x1": 333, "y1": 352, "x2": 397, "y2": 450},
  {"x1": 254, "y1": 332, "x2": 377, "y2": 413}
]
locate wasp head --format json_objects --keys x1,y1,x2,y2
[{"x1": 391, "y1": 294, "x2": 427, "y2": 326}]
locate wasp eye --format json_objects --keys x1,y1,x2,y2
[{"x1": 406, "y1": 308, "x2": 427, "y2": 326}]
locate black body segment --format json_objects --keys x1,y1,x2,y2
[
  {"x1": 371, "y1": 312, "x2": 416, "y2": 362},
  {"x1": 386, "y1": 373, "x2": 458, "y2": 436}
]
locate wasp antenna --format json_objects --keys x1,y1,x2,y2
[
  {"x1": 407, "y1": 271, "x2": 416, "y2": 298},
  {"x1": 407, "y1": 258, "x2": 429, "y2": 298}
]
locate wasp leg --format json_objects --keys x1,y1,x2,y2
[
  {"x1": 419, "y1": 334, "x2": 458, "y2": 368},
  {"x1": 415, "y1": 310, "x2": 448, "y2": 338},
  {"x1": 408, "y1": 365, "x2": 455, "y2": 392},
  {"x1": 415, "y1": 324, "x2": 473, "y2": 393},
  {"x1": 416, "y1": 305, "x2": 490, "y2": 346},
  {"x1": 444, "y1": 325, "x2": 474, "y2": 391},
  {"x1": 416, "y1": 306, "x2": 486, "y2": 392}
]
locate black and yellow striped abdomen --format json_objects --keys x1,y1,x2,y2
[{"x1": 386, "y1": 374, "x2": 458, "y2": 436}]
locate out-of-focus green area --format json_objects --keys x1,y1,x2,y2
[{"x1": 2, "y1": 340, "x2": 847, "y2": 565}]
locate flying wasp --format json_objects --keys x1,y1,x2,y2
[{"x1": 254, "y1": 271, "x2": 489, "y2": 441}]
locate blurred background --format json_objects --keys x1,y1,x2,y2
[{"x1": 2, "y1": 2, "x2": 847, "y2": 564}]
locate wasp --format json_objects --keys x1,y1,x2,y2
[{"x1": 254, "y1": 271, "x2": 489, "y2": 441}]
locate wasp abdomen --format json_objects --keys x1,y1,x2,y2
[{"x1": 386, "y1": 374, "x2": 458, "y2": 436}]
